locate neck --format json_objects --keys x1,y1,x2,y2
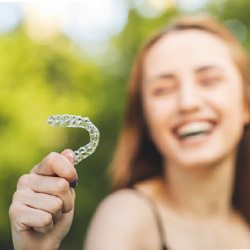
[{"x1": 164, "y1": 155, "x2": 236, "y2": 219}]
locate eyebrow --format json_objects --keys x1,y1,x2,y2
[
  {"x1": 145, "y1": 65, "x2": 223, "y2": 84},
  {"x1": 145, "y1": 73, "x2": 175, "y2": 85},
  {"x1": 195, "y1": 65, "x2": 223, "y2": 74}
]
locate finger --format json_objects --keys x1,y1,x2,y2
[
  {"x1": 13, "y1": 189, "x2": 64, "y2": 221},
  {"x1": 61, "y1": 149, "x2": 78, "y2": 188},
  {"x1": 31, "y1": 152, "x2": 77, "y2": 183},
  {"x1": 16, "y1": 174, "x2": 75, "y2": 213},
  {"x1": 9, "y1": 203, "x2": 53, "y2": 232},
  {"x1": 33, "y1": 223, "x2": 53, "y2": 233},
  {"x1": 61, "y1": 148, "x2": 75, "y2": 164}
]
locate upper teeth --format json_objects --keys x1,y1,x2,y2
[{"x1": 176, "y1": 122, "x2": 213, "y2": 137}]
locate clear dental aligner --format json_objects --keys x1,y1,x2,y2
[{"x1": 47, "y1": 114, "x2": 100, "y2": 165}]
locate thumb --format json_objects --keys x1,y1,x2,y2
[
  {"x1": 61, "y1": 149, "x2": 78, "y2": 188},
  {"x1": 30, "y1": 149, "x2": 77, "y2": 182},
  {"x1": 61, "y1": 149, "x2": 75, "y2": 165}
]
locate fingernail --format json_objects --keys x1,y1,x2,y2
[
  {"x1": 62, "y1": 151, "x2": 75, "y2": 164},
  {"x1": 70, "y1": 177, "x2": 78, "y2": 188},
  {"x1": 66, "y1": 154, "x2": 75, "y2": 164}
]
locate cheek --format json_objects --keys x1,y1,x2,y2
[
  {"x1": 142, "y1": 96, "x2": 178, "y2": 158},
  {"x1": 143, "y1": 94, "x2": 176, "y2": 134},
  {"x1": 213, "y1": 84, "x2": 245, "y2": 119},
  {"x1": 208, "y1": 82, "x2": 247, "y2": 137}
]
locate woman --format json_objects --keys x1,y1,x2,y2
[{"x1": 9, "y1": 15, "x2": 250, "y2": 250}]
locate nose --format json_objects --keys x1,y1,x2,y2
[{"x1": 177, "y1": 80, "x2": 201, "y2": 114}]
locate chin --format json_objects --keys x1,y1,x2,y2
[{"x1": 174, "y1": 153, "x2": 233, "y2": 171}]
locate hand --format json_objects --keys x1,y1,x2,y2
[{"x1": 9, "y1": 149, "x2": 77, "y2": 250}]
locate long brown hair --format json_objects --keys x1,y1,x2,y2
[{"x1": 111, "y1": 15, "x2": 250, "y2": 223}]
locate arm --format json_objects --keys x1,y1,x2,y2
[
  {"x1": 9, "y1": 149, "x2": 77, "y2": 250},
  {"x1": 84, "y1": 189, "x2": 155, "y2": 250}
]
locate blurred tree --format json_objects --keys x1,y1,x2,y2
[
  {"x1": 208, "y1": 0, "x2": 250, "y2": 49},
  {"x1": 0, "y1": 22, "x2": 117, "y2": 249}
]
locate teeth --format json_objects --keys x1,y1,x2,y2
[{"x1": 176, "y1": 122, "x2": 213, "y2": 138}]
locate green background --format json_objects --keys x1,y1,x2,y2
[{"x1": 1, "y1": 1, "x2": 250, "y2": 249}]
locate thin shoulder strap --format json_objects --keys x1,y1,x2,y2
[{"x1": 131, "y1": 187, "x2": 169, "y2": 250}]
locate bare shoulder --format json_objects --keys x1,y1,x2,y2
[
  {"x1": 96, "y1": 176, "x2": 165, "y2": 219},
  {"x1": 101, "y1": 188, "x2": 149, "y2": 209},
  {"x1": 135, "y1": 176, "x2": 166, "y2": 201},
  {"x1": 84, "y1": 188, "x2": 160, "y2": 250},
  {"x1": 89, "y1": 188, "x2": 154, "y2": 226}
]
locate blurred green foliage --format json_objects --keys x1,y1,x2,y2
[{"x1": 1, "y1": 1, "x2": 250, "y2": 249}]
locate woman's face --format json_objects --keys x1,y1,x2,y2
[{"x1": 142, "y1": 30, "x2": 249, "y2": 169}]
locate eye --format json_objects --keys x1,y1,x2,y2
[
  {"x1": 150, "y1": 79, "x2": 177, "y2": 96},
  {"x1": 199, "y1": 75, "x2": 223, "y2": 87}
]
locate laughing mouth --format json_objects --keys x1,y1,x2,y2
[{"x1": 173, "y1": 120, "x2": 216, "y2": 140}]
